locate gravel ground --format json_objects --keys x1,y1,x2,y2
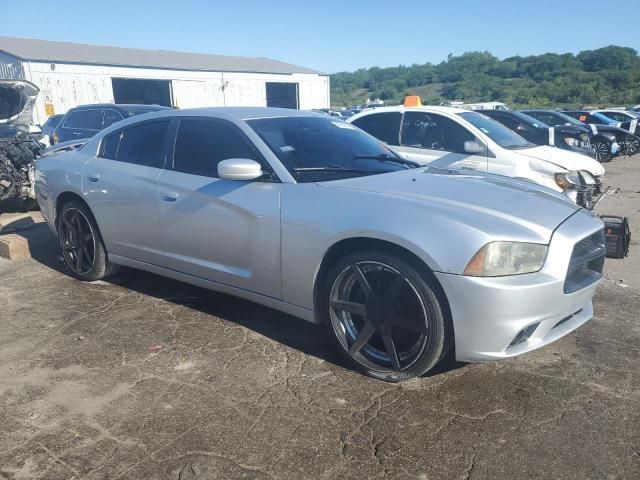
[{"x1": 0, "y1": 155, "x2": 639, "y2": 480}]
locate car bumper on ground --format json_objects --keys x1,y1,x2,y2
[{"x1": 435, "y1": 209, "x2": 604, "y2": 362}]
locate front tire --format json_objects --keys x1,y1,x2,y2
[
  {"x1": 622, "y1": 136, "x2": 640, "y2": 156},
  {"x1": 57, "y1": 200, "x2": 119, "y2": 281},
  {"x1": 591, "y1": 137, "x2": 612, "y2": 163},
  {"x1": 320, "y1": 251, "x2": 448, "y2": 382}
]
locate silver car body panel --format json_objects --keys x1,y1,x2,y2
[{"x1": 35, "y1": 107, "x2": 603, "y2": 363}]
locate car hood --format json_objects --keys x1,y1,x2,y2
[
  {"x1": 318, "y1": 167, "x2": 581, "y2": 240},
  {"x1": 0, "y1": 80, "x2": 39, "y2": 128},
  {"x1": 515, "y1": 145, "x2": 605, "y2": 176}
]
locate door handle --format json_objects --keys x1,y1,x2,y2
[
  {"x1": 72, "y1": 132, "x2": 83, "y2": 136},
  {"x1": 162, "y1": 191, "x2": 178, "y2": 202},
  {"x1": 87, "y1": 173, "x2": 101, "y2": 182}
]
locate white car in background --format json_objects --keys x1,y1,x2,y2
[{"x1": 348, "y1": 106, "x2": 605, "y2": 208}]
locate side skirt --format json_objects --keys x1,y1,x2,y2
[{"x1": 108, "y1": 254, "x2": 317, "y2": 324}]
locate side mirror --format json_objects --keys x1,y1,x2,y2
[
  {"x1": 464, "y1": 140, "x2": 484, "y2": 155},
  {"x1": 218, "y1": 158, "x2": 263, "y2": 181}
]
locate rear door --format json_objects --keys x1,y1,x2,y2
[
  {"x1": 398, "y1": 111, "x2": 488, "y2": 171},
  {"x1": 156, "y1": 117, "x2": 282, "y2": 298},
  {"x1": 83, "y1": 119, "x2": 170, "y2": 264}
]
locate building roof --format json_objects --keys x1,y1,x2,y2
[{"x1": 0, "y1": 36, "x2": 323, "y2": 75}]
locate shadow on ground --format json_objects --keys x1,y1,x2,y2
[{"x1": 5, "y1": 219, "x2": 465, "y2": 378}]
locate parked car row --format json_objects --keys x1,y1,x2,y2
[
  {"x1": 347, "y1": 103, "x2": 605, "y2": 209},
  {"x1": 35, "y1": 105, "x2": 607, "y2": 382}
]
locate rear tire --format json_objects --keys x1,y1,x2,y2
[
  {"x1": 57, "y1": 200, "x2": 119, "y2": 281},
  {"x1": 320, "y1": 250, "x2": 448, "y2": 382}
]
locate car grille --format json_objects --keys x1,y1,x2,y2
[{"x1": 564, "y1": 229, "x2": 606, "y2": 294}]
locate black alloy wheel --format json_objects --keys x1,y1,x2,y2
[
  {"x1": 60, "y1": 207, "x2": 96, "y2": 276},
  {"x1": 57, "y1": 201, "x2": 119, "y2": 281},
  {"x1": 323, "y1": 252, "x2": 447, "y2": 382},
  {"x1": 622, "y1": 136, "x2": 640, "y2": 156},
  {"x1": 591, "y1": 139, "x2": 612, "y2": 163}
]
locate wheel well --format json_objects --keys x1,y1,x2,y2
[
  {"x1": 313, "y1": 237, "x2": 452, "y2": 332},
  {"x1": 55, "y1": 192, "x2": 89, "y2": 226}
]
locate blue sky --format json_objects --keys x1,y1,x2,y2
[{"x1": 2, "y1": 0, "x2": 639, "y2": 73}]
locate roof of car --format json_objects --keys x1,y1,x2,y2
[
  {"x1": 83, "y1": 107, "x2": 325, "y2": 126},
  {"x1": 67, "y1": 103, "x2": 172, "y2": 112},
  {"x1": 352, "y1": 105, "x2": 471, "y2": 116}
]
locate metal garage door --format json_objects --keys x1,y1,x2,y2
[
  {"x1": 266, "y1": 82, "x2": 299, "y2": 109},
  {"x1": 112, "y1": 78, "x2": 173, "y2": 107}
]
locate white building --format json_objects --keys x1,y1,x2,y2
[{"x1": 0, "y1": 36, "x2": 330, "y2": 124}]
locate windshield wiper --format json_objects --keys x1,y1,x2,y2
[
  {"x1": 352, "y1": 153, "x2": 418, "y2": 168},
  {"x1": 292, "y1": 166, "x2": 377, "y2": 174}
]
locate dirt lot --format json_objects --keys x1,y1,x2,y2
[{"x1": 1, "y1": 156, "x2": 639, "y2": 480}]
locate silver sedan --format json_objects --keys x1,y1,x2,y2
[{"x1": 35, "y1": 108, "x2": 605, "y2": 382}]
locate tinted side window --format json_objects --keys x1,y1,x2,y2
[
  {"x1": 115, "y1": 121, "x2": 169, "y2": 168},
  {"x1": 63, "y1": 110, "x2": 102, "y2": 129},
  {"x1": 604, "y1": 112, "x2": 624, "y2": 122},
  {"x1": 172, "y1": 119, "x2": 258, "y2": 178},
  {"x1": 83, "y1": 110, "x2": 103, "y2": 130},
  {"x1": 100, "y1": 131, "x2": 122, "y2": 160},
  {"x1": 351, "y1": 113, "x2": 402, "y2": 145},
  {"x1": 401, "y1": 112, "x2": 475, "y2": 154},
  {"x1": 487, "y1": 113, "x2": 519, "y2": 130},
  {"x1": 103, "y1": 109, "x2": 124, "y2": 128},
  {"x1": 535, "y1": 112, "x2": 558, "y2": 126},
  {"x1": 63, "y1": 111, "x2": 84, "y2": 128}
]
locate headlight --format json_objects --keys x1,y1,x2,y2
[
  {"x1": 579, "y1": 170, "x2": 596, "y2": 185},
  {"x1": 564, "y1": 137, "x2": 578, "y2": 147},
  {"x1": 554, "y1": 171, "x2": 582, "y2": 190},
  {"x1": 463, "y1": 242, "x2": 548, "y2": 277}
]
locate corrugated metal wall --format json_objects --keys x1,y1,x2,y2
[
  {"x1": 0, "y1": 51, "x2": 24, "y2": 79},
  {"x1": 24, "y1": 61, "x2": 330, "y2": 123}
]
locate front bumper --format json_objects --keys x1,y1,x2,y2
[
  {"x1": 564, "y1": 172, "x2": 603, "y2": 209},
  {"x1": 435, "y1": 209, "x2": 604, "y2": 362}
]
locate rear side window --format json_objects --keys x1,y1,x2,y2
[
  {"x1": 103, "y1": 109, "x2": 124, "y2": 128},
  {"x1": 172, "y1": 119, "x2": 258, "y2": 178},
  {"x1": 101, "y1": 132, "x2": 122, "y2": 160},
  {"x1": 351, "y1": 112, "x2": 402, "y2": 145},
  {"x1": 100, "y1": 120, "x2": 169, "y2": 167}
]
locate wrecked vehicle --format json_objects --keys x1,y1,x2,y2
[{"x1": 0, "y1": 80, "x2": 44, "y2": 210}]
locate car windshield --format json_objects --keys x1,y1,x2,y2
[
  {"x1": 247, "y1": 116, "x2": 412, "y2": 182},
  {"x1": 457, "y1": 111, "x2": 532, "y2": 149}
]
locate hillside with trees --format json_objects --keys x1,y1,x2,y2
[{"x1": 330, "y1": 46, "x2": 640, "y2": 108}]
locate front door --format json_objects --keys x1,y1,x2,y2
[
  {"x1": 156, "y1": 117, "x2": 282, "y2": 299},
  {"x1": 398, "y1": 111, "x2": 488, "y2": 171},
  {"x1": 82, "y1": 119, "x2": 170, "y2": 265},
  {"x1": 58, "y1": 109, "x2": 102, "y2": 143}
]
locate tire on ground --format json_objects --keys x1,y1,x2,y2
[
  {"x1": 57, "y1": 200, "x2": 119, "y2": 281},
  {"x1": 319, "y1": 249, "x2": 449, "y2": 382}
]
